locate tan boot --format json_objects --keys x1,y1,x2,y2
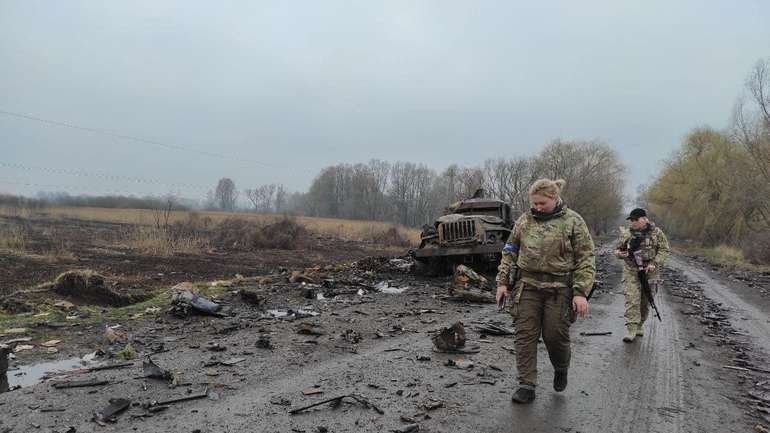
[
  {"x1": 636, "y1": 325, "x2": 644, "y2": 337},
  {"x1": 622, "y1": 324, "x2": 637, "y2": 343}
]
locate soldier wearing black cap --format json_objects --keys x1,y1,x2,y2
[{"x1": 614, "y1": 208, "x2": 669, "y2": 342}]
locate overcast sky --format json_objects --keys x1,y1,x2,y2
[{"x1": 1, "y1": 1, "x2": 769, "y2": 203}]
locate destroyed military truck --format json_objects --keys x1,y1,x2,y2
[{"x1": 413, "y1": 193, "x2": 514, "y2": 274}]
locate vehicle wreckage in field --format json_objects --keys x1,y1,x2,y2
[{"x1": 413, "y1": 192, "x2": 513, "y2": 274}]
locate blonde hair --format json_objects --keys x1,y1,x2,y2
[{"x1": 529, "y1": 178, "x2": 566, "y2": 199}]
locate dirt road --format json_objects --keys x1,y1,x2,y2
[{"x1": 1, "y1": 248, "x2": 768, "y2": 432}]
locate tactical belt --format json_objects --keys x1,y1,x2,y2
[{"x1": 519, "y1": 270, "x2": 570, "y2": 285}]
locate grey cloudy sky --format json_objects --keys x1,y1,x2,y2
[{"x1": 1, "y1": 1, "x2": 769, "y2": 202}]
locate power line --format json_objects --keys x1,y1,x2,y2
[
  {"x1": 0, "y1": 161, "x2": 210, "y2": 191},
  {"x1": 0, "y1": 108, "x2": 278, "y2": 168},
  {"x1": 0, "y1": 179, "x2": 204, "y2": 199}
]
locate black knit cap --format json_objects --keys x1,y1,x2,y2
[{"x1": 626, "y1": 208, "x2": 647, "y2": 220}]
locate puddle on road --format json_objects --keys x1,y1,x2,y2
[{"x1": 6, "y1": 357, "x2": 84, "y2": 388}]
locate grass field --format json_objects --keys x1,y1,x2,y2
[{"x1": 0, "y1": 205, "x2": 420, "y2": 244}]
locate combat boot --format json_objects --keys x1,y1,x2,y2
[
  {"x1": 636, "y1": 325, "x2": 644, "y2": 337},
  {"x1": 511, "y1": 387, "x2": 535, "y2": 404},
  {"x1": 622, "y1": 324, "x2": 637, "y2": 343},
  {"x1": 553, "y1": 370, "x2": 568, "y2": 392}
]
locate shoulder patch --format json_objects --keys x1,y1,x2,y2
[{"x1": 503, "y1": 243, "x2": 519, "y2": 254}]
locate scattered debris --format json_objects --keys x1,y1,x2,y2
[
  {"x1": 93, "y1": 398, "x2": 131, "y2": 425},
  {"x1": 432, "y1": 322, "x2": 466, "y2": 352},
  {"x1": 302, "y1": 387, "x2": 323, "y2": 396},
  {"x1": 431, "y1": 322, "x2": 480, "y2": 354},
  {"x1": 52, "y1": 379, "x2": 110, "y2": 389},
  {"x1": 41, "y1": 340, "x2": 62, "y2": 347},
  {"x1": 171, "y1": 289, "x2": 223, "y2": 317},
  {"x1": 147, "y1": 388, "x2": 209, "y2": 408},
  {"x1": 342, "y1": 329, "x2": 362, "y2": 344},
  {"x1": 454, "y1": 264, "x2": 489, "y2": 289},
  {"x1": 474, "y1": 322, "x2": 514, "y2": 336},
  {"x1": 13, "y1": 344, "x2": 34, "y2": 353},
  {"x1": 206, "y1": 342, "x2": 227, "y2": 352},
  {"x1": 297, "y1": 323, "x2": 324, "y2": 336},
  {"x1": 449, "y1": 288, "x2": 495, "y2": 304},
  {"x1": 289, "y1": 394, "x2": 384, "y2": 415},
  {"x1": 53, "y1": 300, "x2": 76, "y2": 310},
  {"x1": 256, "y1": 335, "x2": 273, "y2": 349},
  {"x1": 579, "y1": 331, "x2": 613, "y2": 336},
  {"x1": 239, "y1": 289, "x2": 265, "y2": 307},
  {"x1": 143, "y1": 357, "x2": 174, "y2": 382},
  {"x1": 393, "y1": 424, "x2": 420, "y2": 433},
  {"x1": 104, "y1": 325, "x2": 126, "y2": 344},
  {"x1": 375, "y1": 281, "x2": 408, "y2": 294}
]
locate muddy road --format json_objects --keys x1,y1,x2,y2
[{"x1": 1, "y1": 247, "x2": 769, "y2": 432}]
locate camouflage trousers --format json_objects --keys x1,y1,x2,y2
[
  {"x1": 509, "y1": 283, "x2": 573, "y2": 388},
  {"x1": 623, "y1": 268, "x2": 660, "y2": 327}
]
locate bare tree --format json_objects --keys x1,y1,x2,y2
[{"x1": 215, "y1": 178, "x2": 238, "y2": 211}]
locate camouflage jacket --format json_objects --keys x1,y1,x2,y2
[
  {"x1": 615, "y1": 222, "x2": 669, "y2": 271},
  {"x1": 495, "y1": 206, "x2": 596, "y2": 297}
]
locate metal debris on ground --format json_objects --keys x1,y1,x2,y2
[
  {"x1": 170, "y1": 289, "x2": 223, "y2": 318},
  {"x1": 375, "y1": 281, "x2": 408, "y2": 294},
  {"x1": 289, "y1": 394, "x2": 384, "y2": 415},
  {"x1": 93, "y1": 398, "x2": 131, "y2": 425},
  {"x1": 142, "y1": 357, "x2": 174, "y2": 382},
  {"x1": 473, "y1": 322, "x2": 514, "y2": 336},
  {"x1": 453, "y1": 264, "x2": 489, "y2": 289},
  {"x1": 393, "y1": 424, "x2": 420, "y2": 433},
  {"x1": 52, "y1": 379, "x2": 110, "y2": 389},
  {"x1": 432, "y1": 322, "x2": 480, "y2": 354},
  {"x1": 432, "y1": 322, "x2": 466, "y2": 352},
  {"x1": 580, "y1": 331, "x2": 613, "y2": 336},
  {"x1": 146, "y1": 388, "x2": 209, "y2": 408},
  {"x1": 302, "y1": 387, "x2": 323, "y2": 396}
]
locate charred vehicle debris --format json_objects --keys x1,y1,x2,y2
[{"x1": 413, "y1": 192, "x2": 514, "y2": 274}]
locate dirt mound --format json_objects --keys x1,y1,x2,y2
[{"x1": 53, "y1": 270, "x2": 137, "y2": 307}]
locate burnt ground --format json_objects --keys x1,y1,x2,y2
[
  {"x1": 0, "y1": 214, "x2": 394, "y2": 298},
  {"x1": 1, "y1": 237, "x2": 770, "y2": 432}
]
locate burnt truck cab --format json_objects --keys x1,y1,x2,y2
[{"x1": 414, "y1": 198, "x2": 513, "y2": 272}]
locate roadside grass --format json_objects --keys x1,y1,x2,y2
[{"x1": 684, "y1": 244, "x2": 770, "y2": 273}]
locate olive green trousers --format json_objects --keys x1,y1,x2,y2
[{"x1": 511, "y1": 284, "x2": 573, "y2": 388}]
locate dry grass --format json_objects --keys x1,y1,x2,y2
[
  {"x1": 122, "y1": 226, "x2": 209, "y2": 257},
  {"x1": 0, "y1": 224, "x2": 27, "y2": 251},
  {"x1": 686, "y1": 244, "x2": 770, "y2": 273},
  {"x1": 1, "y1": 206, "x2": 421, "y2": 245}
]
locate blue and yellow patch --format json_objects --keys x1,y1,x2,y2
[{"x1": 503, "y1": 243, "x2": 519, "y2": 254}]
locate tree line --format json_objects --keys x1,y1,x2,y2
[
  {"x1": 229, "y1": 139, "x2": 626, "y2": 234},
  {"x1": 642, "y1": 58, "x2": 770, "y2": 263}
]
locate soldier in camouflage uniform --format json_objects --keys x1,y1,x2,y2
[
  {"x1": 495, "y1": 179, "x2": 596, "y2": 404},
  {"x1": 614, "y1": 208, "x2": 669, "y2": 342}
]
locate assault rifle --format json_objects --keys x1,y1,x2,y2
[{"x1": 631, "y1": 249, "x2": 662, "y2": 322}]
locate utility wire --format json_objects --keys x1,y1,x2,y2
[
  {"x1": 0, "y1": 108, "x2": 278, "y2": 168},
  {"x1": 0, "y1": 179, "x2": 203, "y2": 199},
  {"x1": 0, "y1": 161, "x2": 209, "y2": 191}
]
